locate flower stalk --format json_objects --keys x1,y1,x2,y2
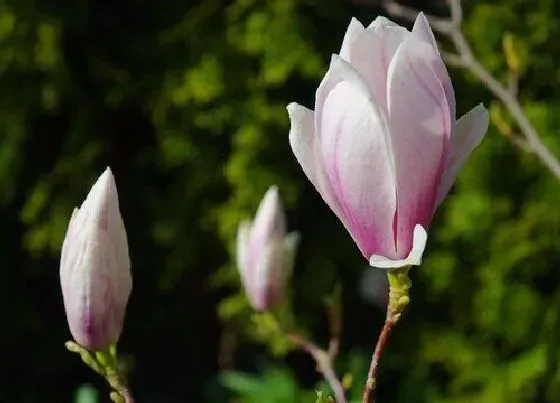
[
  {"x1": 66, "y1": 342, "x2": 135, "y2": 403},
  {"x1": 362, "y1": 267, "x2": 411, "y2": 403}
]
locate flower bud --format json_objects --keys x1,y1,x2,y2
[
  {"x1": 236, "y1": 186, "x2": 297, "y2": 311},
  {"x1": 60, "y1": 167, "x2": 132, "y2": 350}
]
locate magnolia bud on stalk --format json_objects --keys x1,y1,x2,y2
[
  {"x1": 60, "y1": 167, "x2": 132, "y2": 350},
  {"x1": 236, "y1": 186, "x2": 298, "y2": 312}
]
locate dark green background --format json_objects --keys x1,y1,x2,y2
[{"x1": 1, "y1": 0, "x2": 559, "y2": 401}]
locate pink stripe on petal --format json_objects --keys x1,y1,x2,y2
[
  {"x1": 387, "y1": 36, "x2": 452, "y2": 258},
  {"x1": 319, "y1": 60, "x2": 397, "y2": 259},
  {"x1": 287, "y1": 102, "x2": 344, "y2": 219},
  {"x1": 412, "y1": 13, "x2": 456, "y2": 121}
]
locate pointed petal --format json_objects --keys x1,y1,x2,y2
[
  {"x1": 236, "y1": 220, "x2": 252, "y2": 275},
  {"x1": 251, "y1": 185, "x2": 285, "y2": 244},
  {"x1": 319, "y1": 55, "x2": 397, "y2": 259},
  {"x1": 340, "y1": 17, "x2": 366, "y2": 60},
  {"x1": 412, "y1": 13, "x2": 456, "y2": 120},
  {"x1": 61, "y1": 208, "x2": 80, "y2": 267},
  {"x1": 287, "y1": 102, "x2": 345, "y2": 221},
  {"x1": 369, "y1": 224, "x2": 427, "y2": 269},
  {"x1": 387, "y1": 36, "x2": 453, "y2": 257},
  {"x1": 339, "y1": 16, "x2": 408, "y2": 112},
  {"x1": 367, "y1": 16, "x2": 407, "y2": 31},
  {"x1": 436, "y1": 104, "x2": 489, "y2": 205},
  {"x1": 412, "y1": 13, "x2": 438, "y2": 51},
  {"x1": 245, "y1": 187, "x2": 285, "y2": 295}
]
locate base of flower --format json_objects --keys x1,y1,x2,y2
[
  {"x1": 65, "y1": 342, "x2": 135, "y2": 403},
  {"x1": 369, "y1": 225, "x2": 427, "y2": 270}
]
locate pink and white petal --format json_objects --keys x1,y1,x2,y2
[
  {"x1": 61, "y1": 207, "x2": 80, "y2": 270},
  {"x1": 249, "y1": 238, "x2": 284, "y2": 311},
  {"x1": 387, "y1": 36, "x2": 452, "y2": 258},
  {"x1": 369, "y1": 224, "x2": 427, "y2": 269},
  {"x1": 315, "y1": 55, "x2": 351, "y2": 138},
  {"x1": 339, "y1": 17, "x2": 408, "y2": 112},
  {"x1": 412, "y1": 13, "x2": 438, "y2": 52},
  {"x1": 236, "y1": 220, "x2": 252, "y2": 275},
  {"x1": 287, "y1": 102, "x2": 345, "y2": 219},
  {"x1": 368, "y1": 16, "x2": 407, "y2": 31},
  {"x1": 412, "y1": 13, "x2": 456, "y2": 120},
  {"x1": 251, "y1": 186, "x2": 285, "y2": 249},
  {"x1": 340, "y1": 18, "x2": 366, "y2": 60},
  {"x1": 319, "y1": 58, "x2": 397, "y2": 259},
  {"x1": 435, "y1": 103, "x2": 489, "y2": 206},
  {"x1": 315, "y1": 55, "x2": 393, "y2": 151},
  {"x1": 367, "y1": 16, "x2": 409, "y2": 50}
]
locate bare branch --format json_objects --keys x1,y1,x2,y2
[
  {"x1": 509, "y1": 134, "x2": 532, "y2": 153},
  {"x1": 382, "y1": 0, "x2": 560, "y2": 180},
  {"x1": 508, "y1": 70, "x2": 519, "y2": 99},
  {"x1": 449, "y1": 0, "x2": 463, "y2": 26},
  {"x1": 288, "y1": 334, "x2": 347, "y2": 403},
  {"x1": 382, "y1": 1, "x2": 453, "y2": 33}
]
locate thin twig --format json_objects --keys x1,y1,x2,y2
[
  {"x1": 361, "y1": 319, "x2": 395, "y2": 403},
  {"x1": 327, "y1": 290, "x2": 342, "y2": 360},
  {"x1": 288, "y1": 334, "x2": 347, "y2": 403},
  {"x1": 382, "y1": 0, "x2": 560, "y2": 180},
  {"x1": 383, "y1": 1, "x2": 453, "y2": 33},
  {"x1": 508, "y1": 70, "x2": 519, "y2": 99}
]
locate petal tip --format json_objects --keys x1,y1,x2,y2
[
  {"x1": 368, "y1": 15, "x2": 398, "y2": 30},
  {"x1": 329, "y1": 53, "x2": 341, "y2": 67},
  {"x1": 471, "y1": 103, "x2": 490, "y2": 127},
  {"x1": 348, "y1": 17, "x2": 365, "y2": 30},
  {"x1": 286, "y1": 102, "x2": 298, "y2": 114},
  {"x1": 265, "y1": 184, "x2": 280, "y2": 198},
  {"x1": 96, "y1": 167, "x2": 116, "y2": 191},
  {"x1": 287, "y1": 102, "x2": 309, "y2": 121},
  {"x1": 414, "y1": 12, "x2": 429, "y2": 27}
]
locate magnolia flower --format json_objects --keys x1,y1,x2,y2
[
  {"x1": 60, "y1": 167, "x2": 132, "y2": 350},
  {"x1": 236, "y1": 186, "x2": 299, "y2": 311},
  {"x1": 287, "y1": 13, "x2": 489, "y2": 269}
]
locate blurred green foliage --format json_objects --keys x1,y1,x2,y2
[
  {"x1": 74, "y1": 385, "x2": 98, "y2": 403},
  {"x1": 0, "y1": 0, "x2": 560, "y2": 402}
]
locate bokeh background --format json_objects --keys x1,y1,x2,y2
[{"x1": 1, "y1": 0, "x2": 560, "y2": 401}]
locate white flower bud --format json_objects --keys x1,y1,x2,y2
[{"x1": 60, "y1": 167, "x2": 132, "y2": 350}]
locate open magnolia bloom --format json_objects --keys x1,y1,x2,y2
[
  {"x1": 287, "y1": 13, "x2": 489, "y2": 269},
  {"x1": 236, "y1": 186, "x2": 299, "y2": 311},
  {"x1": 60, "y1": 167, "x2": 132, "y2": 350}
]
